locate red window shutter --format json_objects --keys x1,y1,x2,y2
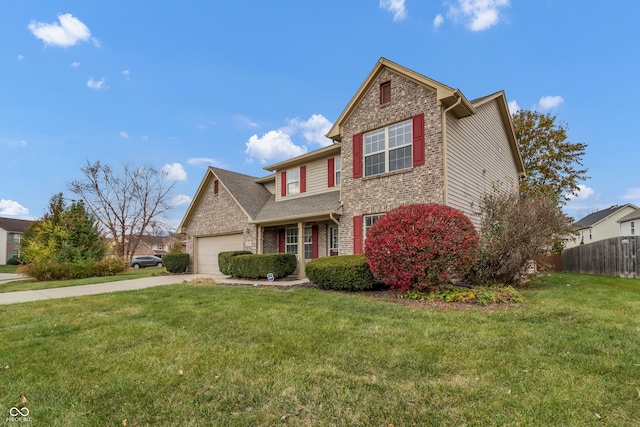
[
  {"x1": 353, "y1": 215, "x2": 363, "y2": 254},
  {"x1": 353, "y1": 133, "x2": 363, "y2": 178},
  {"x1": 311, "y1": 225, "x2": 319, "y2": 259},
  {"x1": 214, "y1": 179, "x2": 219, "y2": 195},
  {"x1": 278, "y1": 230, "x2": 285, "y2": 253},
  {"x1": 412, "y1": 113, "x2": 425, "y2": 166},
  {"x1": 300, "y1": 166, "x2": 306, "y2": 193},
  {"x1": 327, "y1": 158, "x2": 335, "y2": 188},
  {"x1": 281, "y1": 171, "x2": 287, "y2": 197}
]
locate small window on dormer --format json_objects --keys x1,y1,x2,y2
[{"x1": 380, "y1": 81, "x2": 391, "y2": 104}]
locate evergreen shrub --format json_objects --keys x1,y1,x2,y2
[
  {"x1": 162, "y1": 253, "x2": 190, "y2": 273},
  {"x1": 228, "y1": 253, "x2": 296, "y2": 279},
  {"x1": 305, "y1": 255, "x2": 379, "y2": 291}
]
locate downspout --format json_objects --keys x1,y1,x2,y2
[
  {"x1": 442, "y1": 96, "x2": 462, "y2": 206},
  {"x1": 329, "y1": 212, "x2": 340, "y2": 226}
]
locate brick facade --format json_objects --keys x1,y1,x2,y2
[
  {"x1": 183, "y1": 178, "x2": 257, "y2": 271},
  {"x1": 339, "y1": 69, "x2": 444, "y2": 255}
]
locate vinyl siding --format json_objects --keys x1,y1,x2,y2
[
  {"x1": 275, "y1": 156, "x2": 338, "y2": 202},
  {"x1": 446, "y1": 100, "x2": 519, "y2": 226}
]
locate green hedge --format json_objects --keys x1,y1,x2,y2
[
  {"x1": 162, "y1": 253, "x2": 190, "y2": 273},
  {"x1": 218, "y1": 251, "x2": 253, "y2": 275},
  {"x1": 228, "y1": 253, "x2": 297, "y2": 279},
  {"x1": 305, "y1": 255, "x2": 380, "y2": 291},
  {"x1": 17, "y1": 258, "x2": 127, "y2": 281}
]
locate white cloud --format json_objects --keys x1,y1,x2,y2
[
  {"x1": 567, "y1": 184, "x2": 595, "y2": 201},
  {"x1": 448, "y1": 0, "x2": 510, "y2": 31},
  {"x1": 433, "y1": 14, "x2": 444, "y2": 30},
  {"x1": 17, "y1": 54, "x2": 25, "y2": 61},
  {"x1": 87, "y1": 78, "x2": 108, "y2": 90},
  {"x1": 119, "y1": 131, "x2": 129, "y2": 138},
  {"x1": 285, "y1": 114, "x2": 333, "y2": 147},
  {"x1": 187, "y1": 158, "x2": 227, "y2": 168},
  {"x1": 0, "y1": 199, "x2": 29, "y2": 216},
  {"x1": 162, "y1": 163, "x2": 187, "y2": 181},
  {"x1": 538, "y1": 95, "x2": 564, "y2": 110},
  {"x1": 245, "y1": 130, "x2": 307, "y2": 164},
  {"x1": 233, "y1": 115, "x2": 259, "y2": 129},
  {"x1": 122, "y1": 69, "x2": 130, "y2": 80},
  {"x1": 508, "y1": 100, "x2": 520, "y2": 114},
  {"x1": 380, "y1": 0, "x2": 407, "y2": 21},
  {"x1": 28, "y1": 13, "x2": 93, "y2": 47},
  {"x1": 0, "y1": 138, "x2": 27, "y2": 148},
  {"x1": 172, "y1": 194, "x2": 192, "y2": 206},
  {"x1": 71, "y1": 61, "x2": 80, "y2": 67}
]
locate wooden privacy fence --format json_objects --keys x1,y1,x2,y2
[{"x1": 562, "y1": 236, "x2": 639, "y2": 278}]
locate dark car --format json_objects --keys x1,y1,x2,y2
[{"x1": 130, "y1": 255, "x2": 163, "y2": 269}]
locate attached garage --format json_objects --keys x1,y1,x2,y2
[{"x1": 195, "y1": 233, "x2": 244, "y2": 274}]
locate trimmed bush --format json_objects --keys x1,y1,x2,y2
[
  {"x1": 162, "y1": 253, "x2": 190, "y2": 273},
  {"x1": 364, "y1": 203, "x2": 479, "y2": 292},
  {"x1": 7, "y1": 256, "x2": 22, "y2": 265},
  {"x1": 17, "y1": 258, "x2": 127, "y2": 281},
  {"x1": 228, "y1": 253, "x2": 296, "y2": 279},
  {"x1": 306, "y1": 255, "x2": 380, "y2": 291},
  {"x1": 218, "y1": 251, "x2": 252, "y2": 276}
]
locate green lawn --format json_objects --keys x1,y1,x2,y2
[
  {"x1": 0, "y1": 267, "x2": 165, "y2": 293},
  {"x1": 1, "y1": 273, "x2": 639, "y2": 426},
  {"x1": 0, "y1": 264, "x2": 18, "y2": 273}
]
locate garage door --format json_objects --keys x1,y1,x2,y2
[{"x1": 196, "y1": 234, "x2": 244, "y2": 274}]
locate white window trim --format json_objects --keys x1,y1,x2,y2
[
  {"x1": 287, "y1": 168, "x2": 300, "y2": 195},
  {"x1": 329, "y1": 226, "x2": 339, "y2": 255},
  {"x1": 334, "y1": 156, "x2": 341, "y2": 186},
  {"x1": 285, "y1": 228, "x2": 298, "y2": 254},
  {"x1": 304, "y1": 227, "x2": 313, "y2": 261},
  {"x1": 364, "y1": 119, "x2": 412, "y2": 177},
  {"x1": 364, "y1": 214, "x2": 384, "y2": 239}
]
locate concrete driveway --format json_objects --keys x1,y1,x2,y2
[{"x1": 0, "y1": 273, "x2": 311, "y2": 305}]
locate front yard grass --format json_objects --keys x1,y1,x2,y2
[
  {"x1": 0, "y1": 267, "x2": 165, "y2": 294},
  {"x1": 0, "y1": 273, "x2": 639, "y2": 426},
  {"x1": 0, "y1": 264, "x2": 18, "y2": 273}
]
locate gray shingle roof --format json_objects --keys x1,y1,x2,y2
[
  {"x1": 618, "y1": 208, "x2": 640, "y2": 223},
  {"x1": 0, "y1": 217, "x2": 33, "y2": 233},
  {"x1": 210, "y1": 167, "x2": 273, "y2": 219},
  {"x1": 253, "y1": 191, "x2": 342, "y2": 223},
  {"x1": 574, "y1": 204, "x2": 635, "y2": 228}
]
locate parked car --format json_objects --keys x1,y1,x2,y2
[{"x1": 130, "y1": 255, "x2": 163, "y2": 269}]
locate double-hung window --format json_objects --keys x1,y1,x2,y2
[
  {"x1": 287, "y1": 169, "x2": 300, "y2": 195},
  {"x1": 304, "y1": 227, "x2": 313, "y2": 261},
  {"x1": 364, "y1": 119, "x2": 412, "y2": 177},
  {"x1": 334, "y1": 156, "x2": 341, "y2": 185},
  {"x1": 285, "y1": 229, "x2": 298, "y2": 254},
  {"x1": 364, "y1": 214, "x2": 384, "y2": 239}
]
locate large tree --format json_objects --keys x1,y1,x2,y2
[
  {"x1": 21, "y1": 193, "x2": 105, "y2": 263},
  {"x1": 512, "y1": 109, "x2": 588, "y2": 203},
  {"x1": 69, "y1": 160, "x2": 176, "y2": 259}
]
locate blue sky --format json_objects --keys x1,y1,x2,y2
[{"x1": 1, "y1": 0, "x2": 638, "y2": 228}]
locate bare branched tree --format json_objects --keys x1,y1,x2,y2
[{"x1": 69, "y1": 160, "x2": 176, "y2": 259}]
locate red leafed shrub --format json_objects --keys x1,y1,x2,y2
[{"x1": 364, "y1": 204, "x2": 479, "y2": 292}]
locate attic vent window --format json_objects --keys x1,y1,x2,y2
[{"x1": 380, "y1": 81, "x2": 391, "y2": 104}]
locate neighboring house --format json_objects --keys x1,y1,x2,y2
[
  {"x1": 179, "y1": 58, "x2": 525, "y2": 277},
  {"x1": 617, "y1": 208, "x2": 640, "y2": 236},
  {"x1": 564, "y1": 204, "x2": 638, "y2": 249},
  {"x1": 0, "y1": 217, "x2": 33, "y2": 264},
  {"x1": 130, "y1": 235, "x2": 177, "y2": 257}
]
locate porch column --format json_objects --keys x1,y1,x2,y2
[
  {"x1": 297, "y1": 221, "x2": 306, "y2": 278},
  {"x1": 257, "y1": 226, "x2": 263, "y2": 254}
]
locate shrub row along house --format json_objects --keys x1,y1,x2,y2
[{"x1": 178, "y1": 58, "x2": 525, "y2": 277}]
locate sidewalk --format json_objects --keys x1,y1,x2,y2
[{"x1": 0, "y1": 273, "x2": 311, "y2": 305}]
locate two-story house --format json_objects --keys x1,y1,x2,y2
[
  {"x1": 564, "y1": 204, "x2": 638, "y2": 249},
  {"x1": 0, "y1": 217, "x2": 33, "y2": 264},
  {"x1": 179, "y1": 58, "x2": 525, "y2": 277}
]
